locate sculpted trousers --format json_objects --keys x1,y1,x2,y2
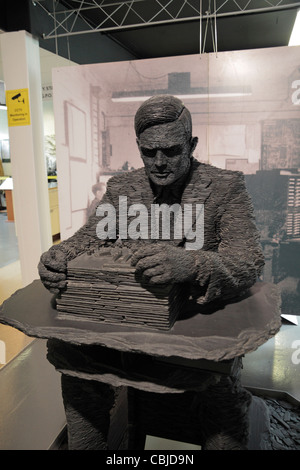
[
  {"x1": 61, "y1": 374, "x2": 115, "y2": 450},
  {"x1": 59, "y1": 368, "x2": 252, "y2": 450}
]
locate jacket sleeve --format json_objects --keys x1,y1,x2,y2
[{"x1": 189, "y1": 173, "x2": 265, "y2": 304}]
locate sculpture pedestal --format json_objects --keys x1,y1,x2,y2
[{"x1": 0, "y1": 280, "x2": 282, "y2": 450}]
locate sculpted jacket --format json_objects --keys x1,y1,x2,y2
[{"x1": 55, "y1": 158, "x2": 265, "y2": 305}]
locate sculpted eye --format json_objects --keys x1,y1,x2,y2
[
  {"x1": 163, "y1": 145, "x2": 182, "y2": 157},
  {"x1": 140, "y1": 145, "x2": 182, "y2": 158},
  {"x1": 141, "y1": 147, "x2": 156, "y2": 158}
]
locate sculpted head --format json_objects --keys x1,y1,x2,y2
[{"x1": 135, "y1": 95, "x2": 198, "y2": 186}]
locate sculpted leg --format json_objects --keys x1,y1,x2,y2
[
  {"x1": 201, "y1": 372, "x2": 252, "y2": 450},
  {"x1": 61, "y1": 374, "x2": 115, "y2": 450}
]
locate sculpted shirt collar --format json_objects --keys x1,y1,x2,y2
[
  {"x1": 130, "y1": 158, "x2": 212, "y2": 209},
  {"x1": 150, "y1": 158, "x2": 192, "y2": 205}
]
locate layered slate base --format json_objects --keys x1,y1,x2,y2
[{"x1": 56, "y1": 250, "x2": 188, "y2": 330}]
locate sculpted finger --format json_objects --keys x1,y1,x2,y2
[
  {"x1": 40, "y1": 252, "x2": 51, "y2": 265},
  {"x1": 135, "y1": 254, "x2": 162, "y2": 273},
  {"x1": 131, "y1": 245, "x2": 163, "y2": 266},
  {"x1": 40, "y1": 249, "x2": 67, "y2": 273},
  {"x1": 38, "y1": 262, "x2": 66, "y2": 282},
  {"x1": 42, "y1": 279, "x2": 67, "y2": 292},
  {"x1": 142, "y1": 265, "x2": 165, "y2": 279},
  {"x1": 38, "y1": 261, "x2": 47, "y2": 274},
  {"x1": 147, "y1": 273, "x2": 172, "y2": 285},
  {"x1": 41, "y1": 272, "x2": 67, "y2": 283},
  {"x1": 131, "y1": 250, "x2": 148, "y2": 266}
]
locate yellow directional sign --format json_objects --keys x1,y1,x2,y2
[{"x1": 6, "y1": 88, "x2": 31, "y2": 127}]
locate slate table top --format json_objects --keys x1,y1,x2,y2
[{"x1": 0, "y1": 279, "x2": 282, "y2": 362}]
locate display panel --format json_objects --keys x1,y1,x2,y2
[{"x1": 52, "y1": 46, "x2": 300, "y2": 316}]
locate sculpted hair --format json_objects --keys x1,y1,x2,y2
[{"x1": 134, "y1": 94, "x2": 192, "y2": 138}]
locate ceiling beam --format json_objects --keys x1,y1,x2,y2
[{"x1": 34, "y1": 0, "x2": 300, "y2": 40}]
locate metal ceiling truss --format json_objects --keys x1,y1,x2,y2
[{"x1": 34, "y1": 0, "x2": 300, "y2": 41}]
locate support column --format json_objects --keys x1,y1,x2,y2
[{"x1": 0, "y1": 31, "x2": 52, "y2": 286}]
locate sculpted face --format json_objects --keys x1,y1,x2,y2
[{"x1": 137, "y1": 121, "x2": 197, "y2": 186}]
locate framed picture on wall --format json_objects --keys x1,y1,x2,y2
[{"x1": 64, "y1": 101, "x2": 87, "y2": 161}]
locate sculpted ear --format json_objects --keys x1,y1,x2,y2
[
  {"x1": 190, "y1": 136, "x2": 198, "y2": 155},
  {"x1": 136, "y1": 138, "x2": 142, "y2": 155}
]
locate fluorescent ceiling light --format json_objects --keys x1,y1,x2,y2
[
  {"x1": 112, "y1": 96, "x2": 155, "y2": 103},
  {"x1": 289, "y1": 9, "x2": 300, "y2": 46},
  {"x1": 112, "y1": 92, "x2": 252, "y2": 103}
]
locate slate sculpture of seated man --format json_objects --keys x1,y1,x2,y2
[
  {"x1": 38, "y1": 94, "x2": 265, "y2": 451},
  {"x1": 39, "y1": 94, "x2": 264, "y2": 306}
]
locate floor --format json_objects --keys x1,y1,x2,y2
[
  {"x1": 0, "y1": 208, "x2": 299, "y2": 450},
  {"x1": 0, "y1": 212, "x2": 19, "y2": 268},
  {"x1": 0, "y1": 210, "x2": 67, "y2": 450},
  {"x1": 0, "y1": 212, "x2": 33, "y2": 368}
]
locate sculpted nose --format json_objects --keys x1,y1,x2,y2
[{"x1": 155, "y1": 150, "x2": 167, "y2": 169}]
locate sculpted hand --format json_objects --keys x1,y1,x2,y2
[
  {"x1": 38, "y1": 246, "x2": 68, "y2": 293},
  {"x1": 131, "y1": 244, "x2": 196, "y2": 285}
]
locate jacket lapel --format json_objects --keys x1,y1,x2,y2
[
  {"x1": 181, "y1": 159, "x2": 212, "y2": 207},
  {"x1": 128, "y1": 168, "x2": 153, "y2": 207}
]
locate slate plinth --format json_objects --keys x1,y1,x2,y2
[{"x1": 0, "y1": 279, "x2": 283, "y2": 449}]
